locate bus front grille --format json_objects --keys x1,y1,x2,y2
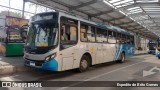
[{"x1": 25, "y1": 58, "x2": 45, "y2": 67}]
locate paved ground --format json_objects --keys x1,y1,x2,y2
[
  {"x1": 0, "y1": 54, "x2": 160, "y2": 90},
  {"x1": 0, "y1": 55, "x2": 23, "y2": 66},
  {"x1": 0, "y1": 55, "x2": 35, "y2": 74}
]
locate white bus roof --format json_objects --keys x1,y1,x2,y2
[{"x1": 33, "y1": 11, "x2": 134, "y2": 36}]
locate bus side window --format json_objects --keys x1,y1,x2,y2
[
  {"x1": 126, "y1": 35, "x2": 131, "y2": 44},
  {"x1": 61, "y1": 25, "x2": 66, "y2": 41},
  {"x1": 80, "y1": 24, "x2": 88, "y2": 42},
  {"x1": 88, "y1": 26, "x2": 96, "y2": 42},
  {"x1": 108, "y1": 30, "x2": 116, "y2": 43},
  {"x1": 80, "y1": 23, "x2": 96, "y2": 42},
  {"x1": 61, "y1": 24, "x2": 77, "y2": 42},
  {"x1": 96, "y1": 28, "x2": 107, "y2": 43},
  {"x1": 60, "y1": 17, "x2": 78, "y2": 50},
  {"x1": 70, "y1": 26, "x2": 77, "y2": 41},
  {"x1": 121, "y1": 34, "x2": 127, "y2": 44},
  {"x1": 117, "y1": 33, "x2": 122, "y2": 43}
]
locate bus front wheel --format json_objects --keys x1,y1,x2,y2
[{"x1": 78, "y1": 55, "x2": 90, "y2": 72}]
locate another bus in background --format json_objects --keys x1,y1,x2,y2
[
  {"x1": 155, "y1": 38, "x2": 160, "y2": 59},
  {"x1": 0, "y1": 16, "x2": 28, "y2": 56},
  {"x1": 147, "y1": 40, "x2": 156, "y2": 55}
]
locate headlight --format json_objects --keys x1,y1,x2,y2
[
  {"x1": 45, "y1": 53, "x2": 57, "y2": 62},
  {"x1": 50, "y1": 53, "x2": 56, "y2": 58},
  {"x1": 45, "y1": 56, "x2": 50, "y2": 61}
]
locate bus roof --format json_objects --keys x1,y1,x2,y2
[
  {"x1": 33, "y1": 11, "x2": 134, "y2": 36},
  {"x1": 95, "y1": 23, "x2": 133, "y2": 35}
]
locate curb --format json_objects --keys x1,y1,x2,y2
[
  {"x1": 0, "y1": 65, "x2": 35, "y2": 75},
  {"x1": 135, "y1": 53, "x2": 148, "y2": 56}
]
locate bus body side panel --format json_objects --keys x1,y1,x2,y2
[
  {"x1": 114, "y1": 44, "x2": 135, "y2": 61},
  {"x1": 114, "y1": 44, "x2": 122, "y2": 61},
  {"x1": 103, "y1": 43, "x2": 116, "y2": 63},
  {"x1": 125, "y1": 44, "x2": 135, "y2": 57},
  {"x1": 71, "y1": 43, "x2": 116, "y2": 68},
  {"x1": 58, "y1": 43, "x2": 96, "y2": 71},
  {"x1": 72, "y1": 43, "x2": 96, "y2": 68}
]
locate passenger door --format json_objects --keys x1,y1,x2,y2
[{"x1": 59, "y1": 17, "x2": 78, "y2": 71}]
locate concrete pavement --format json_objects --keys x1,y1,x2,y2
[
  {"x1": 0, "y1": 54, "x2": 160, "y2": 90},
  {"x1": 0, "y1": 55, "x2": 35, "y2": 75}
]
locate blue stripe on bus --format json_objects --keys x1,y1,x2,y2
[
  {"x1": 42, "y1": 59, "x2": 58, "y2": 71},
  {"x1": 114, "y1": 44, "x2": 135, "y2": 61},
  {"x1": 95, "y1": 23, "x2": 133, "y2": 36}
]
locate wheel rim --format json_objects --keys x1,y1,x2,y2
[{"x1": 81, "y1": 59, "x2": 88, "y2": 70}]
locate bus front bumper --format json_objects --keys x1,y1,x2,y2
[{"x1": 24, "y1": 58, "x2": 58, "y2": 71}]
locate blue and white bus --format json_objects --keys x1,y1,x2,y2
[
  {"x1": 24, "y1": 12, "x2": 135, "y2": 72},
  {"x1": 155, "y1": 38, "x2": 160, "y2": 59},
  {"x1": 147, "y1": 40, "x2": 156, "y2": 55}
]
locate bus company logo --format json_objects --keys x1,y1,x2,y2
[{"x1": 2, "y1": 82, "x2": 11, "y2": 87}]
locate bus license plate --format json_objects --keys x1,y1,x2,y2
[{"x1": 30, "y1": 62, "x2": 35, "y2": 66}]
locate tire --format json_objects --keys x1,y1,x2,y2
[
  {"x1": 78, "y1": 55, "x2": 90, "y2": 72},
  {"x1": 158, "y1": 57, "x2": 160, "y2": 59},
  {"x1": 117, "y1": 53, "x2": 125, "y2": 63}
]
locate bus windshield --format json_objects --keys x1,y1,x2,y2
[{"x1": 26, "y1": 21, "x2": 58, "y2": 47}]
